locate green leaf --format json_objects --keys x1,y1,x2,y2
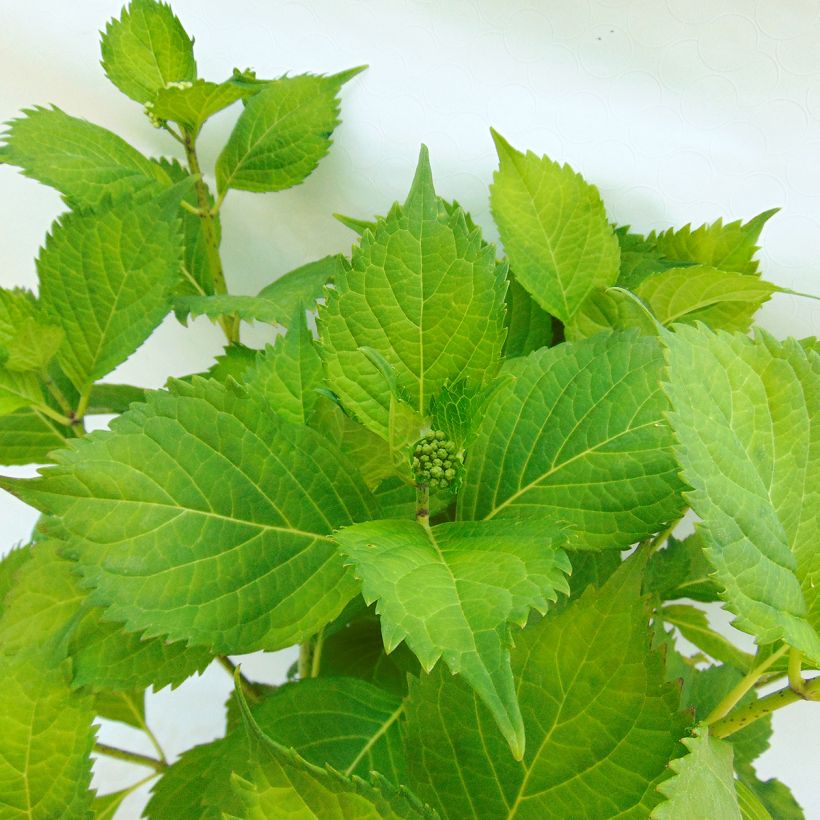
[
  {"x1": 489, "y1": 130, "x2": 620, "y2": 323},
  {"x1": 100, "y1": 0, "x2": 197, "y2": 104},
  {"x1": 244, "y1": 306, "x2": 323, "y2": 425},
  {"x1": 504, "y1": 274, "x2": 553, "y2": 357},
  {"x1": 256, "y1": 254, "x2": 341, "y2": 314},
  {"x1": 229, "y1": 677, "x2": 432, "y2": 820},
  {"x1": 0, "y1": 288, "x2": 63, "y2": 372},
  {"x1": 0, "y1": 106, "x2": 170, "y2": 207},
  {"x1": 564, "y1": 285, "x2": 660, "y2": 340},
  {"x1": 92, "y1": 687, "x2": 145, "y2": 729},
  {"x1": 151, "y1": 78, "x2": 253, "y2": 133},
  {"x1": 0, "y1": 408, "x2": 69, "y2": 466},
  {"x1": 403, "y1": 554, "x2": 686, "y2": 818},
  {"x1": 86, "y1": 383, "x2": 148, "y2": 415},
  {"x1": 615, "y1": 226, "x2": 681, "y2": 290},
  {"x1": 649, "y1": 210, "x2": 777, "y2": 276},
  {"x1": 662, "y1": 605, "x2": 754, "y2": 671},
  {"x1": 173, "y1": 294, "x2": 285, "y2": 327},
  {"x1": 0, "y1": 368, "x2": 44, "y2": 416},
  {"x1": 738, "y1": 774, "x2": 804, "y2": 820},
  {"x1": 37, "y1": 196, "x2": 182, "y2": 391},
  {"x1": 645, "y1": 532, "x2": 723, "y2": 604},
  {"x1": 319, "y1": 146, "x2": 507, "y2": 438},
  {"x1": 458, "y1": 331, "x2": 685, "y2": 549},
  {"x1": 0, "y1": 544, "x2": 32, "y2": 617},
  {"x1": 634, "y1": 266, "x2": 778, "y2": 331},
  {"x1": 428, "y1": 378, "x2": 509, "y2": 449},
  {"x1": 2, "y1": 378, "x2": 376, "y2": 654},
  {"x1": 662, "y1": 327, "x2": 820, "y2": 663},
  {"x1": 216, "y1": 68, "x2": 364, "y2": 194},
  {"x1": 185, "y1": 345, "x2": 258, "y2": 386},
  {"x1": 335, "y1": 518, "x2": 571, "y2": 759},
  {"x1": 735, "y1": 779, "x2": 774, "y2": 820},
  {"x1": 0, "y1": 651, "x2": 96, "y2": 818},
  {"x1": 652, "y1": 725, "x2": 741, "y2": 820}
]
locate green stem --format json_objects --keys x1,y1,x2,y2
[
  {"x1": 788, "y1": 648, "x2": 806, "y2": 695},
  {"x1": 310, "y1": 628, "x2": 325, "y2": 678},
  {"x1": 710, "y1": 676, "x2": 820, "y2": 739},
  {"x1": 180, "y1": 129, "x2": 237, "y2": 344},
  {"x1": 74, "y1": 387, "x2": 91, "y2": 422},
  {"x1": 94, "y1": 743, "x2": 167, "y2": 772},
  {"x1": 705, "y1": 644, "x2": 789, "y2": 725},
  {"x1": 32, "y1": 401, "x2": 74, "y2": 427},
  {"x1": 416, "y1": 482, "x2": 430, "y2": 529},
  {"x1": 218, "y1": 655, "x2": 262, "y2": 704},
  {"x1": 41, "y1": 372, "x2": 73, "y2": 416},
  {"x1": 298, "y1": 641, "x2": 312, "y2": 679}
]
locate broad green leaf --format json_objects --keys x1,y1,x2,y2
[
  {"x1": 644, "y1": 532, "x2": 722, "y2": 604},
  {"x1": 216, "y1": 68, "x2": 364, "y2": 194},
  {"x1": 738, "y1": 774, "x2": 804, "y2": 820},
  {"x1": 565, "y1": 285, "x2": 659, "y2": 340},
  {"x1": 173, "y1": 293, "x2": 285, "y2": 327},
  {"x1": 0, "y1": 287, "x2": 63, "y2": 372},
  {"x1": 335, "y1": 518, "x2": 571, "y2": 758},
  {"x1": 186, "y1": 344, "x2": 258, "y2": 386},
  {"x1": 0, "y1": 651, "x2": 96, "y2": 818},
  {"x1": 0, "y1": 106, "x2": 170, "y2": 207},
  {"x1": 0, "y1": 544, "x2": 32, "y2": 617},
  {"x1": 228, "y1": 679, "x2": 432, "y2": 820},
  {"x1": 489, "y1": 130, "x2": 620, "y2": 323},
  {"x1": 151, "y1": 78, "x2": 253, "y2": 133},
  {"x1": 551, "y1": 549, "x2": 622, "y2": 614},
  {"x1": 0, "y1": 368, "x2": 43, "y2": 416},
  {"x1": 635, "y1": 266, "x2": 777, "y2": 331},
  {"x1": 86, "y1": 382, "x2": 148, "y2": 415},
  {"x1": 662, "y1": 605, "x2": 753, "y2": 671},
  {"x1": 2, "y1": 378, "x2": 376, "y2": 653},
  {"x1": 504, "y1": 274, "x2": 553, "y2": 357},
  {"x1": 245, "y1": 306, "x2": 323, "y2": 425},
  {"x1": 100, "y1": 0, "x2": 197, "y2": 104},
  {"x1": 256, "y1": 254, "x2": 341, "y2": 315},
  {"x1": 663, "y1": 327, "x2": 820, "y2": 663},
  {"x1": 459, "y1": 331, "x2": 685, "y2": 549},
  {"x1": 320, "y1": 615, "x2": 419, "y2": 696},
  {"x1": 652, "y1": 725, "x2": 741, "y2": 820},
  {"x1": 0, "y1": 408, "x2": 69, "y2": 465},
  {"x1": 649, "y1": 209, "x2": 777, "y2": 277},
  {"x1": 37, "y1": 196, "x2": 181, "y2": 391},
  {"x1": 735, "y1": 780, "x2": 773, "y2": 820},
  {"x1": 92, "y1": 688, "x2": 145, "y2": 729},
  {"x1": 403, "y1": 554, "x2": 686, "y2": 818},
  {"x1": 615, "y1": 226, "x2": 681, "y2": 290},
  {"x1": 319, "y1": 147, "x2": 507, "y2": 438}
]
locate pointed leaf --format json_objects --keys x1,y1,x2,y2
[
  {"x1": 100, "y1": 0, "x2": 197, "y2": 104},
  {"x1": 2, "y1": 378, "x2": 376, "y2": 653},
  {"x1": 662, "y1": 605, "x2": 754, "y2": 671},
  {"x1": 335, "y1": 518, "x2": 570, "y2": 758},
  {"x1": 615, "y1": 226, "x2": 681, "y2": 290},
  {"x1": 37, "y1": 197, "x2": 182, "y2": 391},
  {"x1": 635, "y1": 266, "x2": 778, "y2": 331},
  {"x1": 216, "y1": 68, "x2": 364, "y2": 194},
  {"x1": 645, "y1": 532, "x2": 723, "y2": 604},
  {"x1": 0, "y1": 368, "x2": 43, "y2": 416},
  {"x1": 86, "y1": 383, "x2": 148, "y2": 415},
  {"x1": 652, "y1": 725, "x2": 741, "y2": 820},
  {"x1": 92, "y1": 688, "x2": 145, "y2": 729},
  {"x1": 663, "y1": 327, "x2": 820, "y2": 663},
  {"x1": 0, "y1": 544, "x2": 33, "y2": 617},
  {"x1": 504, "y1": 274, "x2": 553, "y2": 357},
  {"x1": 403, "y1": 554, "x2": 687, "y2": 818},
  {"x1": 565, "y1": 285, "x2": 660, "y2": 340},
  {"x1": 489, "y1": 130, "x2": 619, "y2": 323},
  {"x1": 319, "y1": 147, "x2": 507, "y2": 438},
  {"x1": 256, "y1": 254, "x2": 341, "y2": 315},
  {"x1": 458, "y1": 331, "x2": 684, "y2": 549},
  {"x1": 151, "y1": 78, "x2": 253, "y2": 133},
  {"x1": 245, "y1": 307, "x2": 323, "y2": 425},
  {"x1": 737, "y1": 774, "x2": 804, "y2": 820},
  {"x1": 0, "y1": 106, "x2": 171, "y2": 207},
  {"x1": 0, "y1": 287, "x2": 63, "y2": 372},
  {"x1": 0, "y1": 408, "x2": 68, "y2": 465},
  {"x1": 649, "y1": 210, "x2": 777, "y2": 276}
]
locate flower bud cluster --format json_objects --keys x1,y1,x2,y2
[{"x1": 412, "y1": 430, "x2": 462, "y2": 489}]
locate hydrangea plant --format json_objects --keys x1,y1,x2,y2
[{"x1": 0, "y1": 2, "x2": 817, "y2": 817}]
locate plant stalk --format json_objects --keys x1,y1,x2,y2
[
  {"x1": 94, "y1": 743, "x2": 167, "y2": 772},
  {"x1": 416, "y1": 482, "x2": 430, "y2": 529},
  {"x1": 710, "y1": 675, "x2": 820, "y2": 739},
  {"x1": 218, "y1": 655, "x2": 263, "y2": 704}
]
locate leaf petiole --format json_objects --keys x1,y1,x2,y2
[{"x1": 93, "y1": 742, "x2": 167, "y2": 772}]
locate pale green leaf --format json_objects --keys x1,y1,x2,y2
[
  {"x1": 403, "y1": 554, "x2": 686, "y2": 819},
  {"x1": 663, "y1": 327, "x2": 820, "y2": 663},
  {"x1": 256, "y1": 254, "x2": 341, "y2": 314},
  {"x1": 0, "y1": 408, "x2": 69, "y2": 465},
  {"x1": 649, "y1": 209, "x2": 777, "y2": 277},
  {"x1": 644, "y1": 532, "x2": 723, "y2": 604},
  {"x1": 101, "y1": 0, "x2": 197, "y2": 104},
  {"x1": 489, "y1": 130, "x2": 619, "y2": 323},
  {"x1": 0, "y1": 651, "x2": 96, "y2": 818},
  {"x1": 652, "y1": 725, "x2": 741, "y2": 820},
  {"x1": 0, "y1": 368, "x2": 43, "y2": 416},
  {"x1": 738, "y1": 774, "x2": 804, "y2": 820},
  {"x1": 86, "y1": 383, "x2": 148, "y2": 415},
  {"x1": 151, "y1": 78, "x2": 253, "y2": 133},
  {"x1": 318, "y1": 147, "x2": 507, "y2": 438},
  {"x1": 0, "y1": 287, "x2": 63, "y2": 372},
  {"x1": 2, "y1": 378, "x2": 376, "y2": 653},
  {"x1": 173, "y1": 294, "x2": 284, "y2": 326},
  {"x1": 335, "y1": 518, "x2": 570, "y2": 759},
  {"x1": 735, "y1": 780, "x2": 773, "y2": 820},
  {"x1": 245, "y1": 306, "x2": 323, "y2": 425},
  {"x1": 458, "y1": 331, "x2": 684, "y2": 549},
  {"x1": 92, "y1": 688, "x2": 145, "y2": 729},
  {"x1": 662, "y1": 605, "x2": 753, "y2": 671},
  {"x1": 615, "y1": 226, "x2": 681, "y2": 290},
  {"x1": 0, "y1": 544, "x2": 32, "y2": 618},
  {"x1": 635, "y1": 266, "x2": 777, "y2": 331},
  {"x1": 216, "y1": 68, "x2": 364, "y2": 194},
  {"x1": 37, "y1": 196, "x2": 182, "y2": 391},
  {"x1": 0, "y1": 106, "x2": 170, "y2": 207},
  {"x1": 504, "y1": 274, "x2": 553, "y2": 357},
  {"x1": 564, "y1": 285, "x2": 659, "y2": 340}
]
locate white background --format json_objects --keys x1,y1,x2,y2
[{"x1": 1, "y1": 0, "x2": 819, "y2": 816}]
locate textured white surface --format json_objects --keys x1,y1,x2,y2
[{"x1": 1, "y1": 1, "x2": 819, "y2": 817}]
